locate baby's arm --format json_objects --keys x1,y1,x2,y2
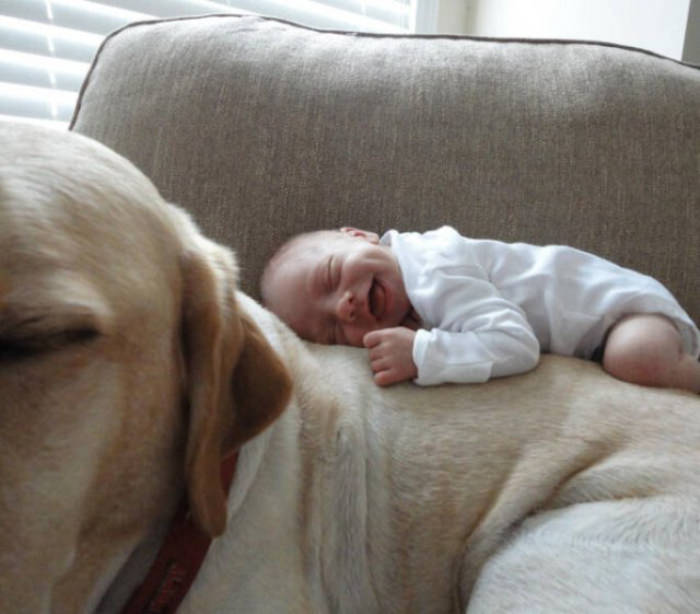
[
  {"x1": 363, "y1": 320, "x2": 540, "y2": 387},
  {"x1": 363, "y1": 327, "x2": 417, "y2": 386},
  {"x1": 360, "y1": 303, "x2": 541, "y2": 387},
  {"x1": 413, "y1": 324, "x2": 540, "y2": 385}
]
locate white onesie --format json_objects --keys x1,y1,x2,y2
[{"x1": 381, "y1": 226, "x2": 700, "y2": 386}]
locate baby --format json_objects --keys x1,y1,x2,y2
[{"x1": 261, "y1": 225, "x2": 700, "y2": 392}]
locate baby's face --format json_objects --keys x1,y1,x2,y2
[{"x1": 265, "y1": 231, "x2": 412, "y2": 346}]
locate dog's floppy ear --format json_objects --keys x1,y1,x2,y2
[
  {"x1": 180, "y1": 247, "x2": 291, "y2": 537},
  {"x1": 227, "y1": 310, "x2": 293, "y2": 451}
]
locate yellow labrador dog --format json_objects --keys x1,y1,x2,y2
[{"x1": 2, "y1": 124, "x2": 700, "y2": 614}]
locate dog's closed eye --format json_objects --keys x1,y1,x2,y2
[
  {"x1": 0, "y1": 310, "x2": 102, "y2": 361},
  {"x1": 0, "y1": 274, "x2": 111, "y2": 362},
  {"x1": 0, "y1": 319, "x2": 100, "y2": 360}
]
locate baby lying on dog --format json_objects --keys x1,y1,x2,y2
[{"x1": 261, "y1": 225, "x2": 700, "y2": 392}]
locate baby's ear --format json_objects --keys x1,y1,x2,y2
[{"x1": 339, "y1": 227, "x2": 380, "y2": 244}]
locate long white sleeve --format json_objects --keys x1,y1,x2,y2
[{"x1": 411, "y1": 271, "x2": 540, "y2": 385}]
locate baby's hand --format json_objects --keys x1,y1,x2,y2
[{"x1": 362, "y1": 327, "x2": 417, "y2": 386}]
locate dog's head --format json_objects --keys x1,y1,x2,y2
[{"x1": 0, "y1": 124, "x2": 291, "y2": 611}]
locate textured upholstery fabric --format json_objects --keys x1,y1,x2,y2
[{"x1": 71, "y1": 14, "x2": 699, "y2": 321}]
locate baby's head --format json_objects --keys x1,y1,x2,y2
[{"x1": 261, "y1": 227, "x2": 412, "y2": 346}]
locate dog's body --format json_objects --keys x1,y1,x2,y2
[
  {"x1": 2, "y1": 125, "x2": 700, "y2": 613},
  {"x1": 174, "y1": 297, "x2": 700, "y2": 614}
]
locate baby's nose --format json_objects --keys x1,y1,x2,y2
[{"x1": 336, "y1": 291, "x2": 356, "y2": 323}]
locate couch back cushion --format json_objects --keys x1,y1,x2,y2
[{"x1": 72, "y1": 15, "x2": 699, "y2": 321}]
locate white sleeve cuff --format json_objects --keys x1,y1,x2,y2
[{"x1": 412, "y1": 329, "x2": 494, "y2": 385}]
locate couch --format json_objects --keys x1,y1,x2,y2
[{"x1": 70, "y1": 14, "x2": 699, "y2": 328}]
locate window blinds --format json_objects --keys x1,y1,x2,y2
[{"x1": 0, "y1": 0, "x2": 414, "y2": 128}]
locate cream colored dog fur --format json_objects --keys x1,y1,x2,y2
[{"x1": 2, "y1": 124, "x2": 699, "y2": 613}]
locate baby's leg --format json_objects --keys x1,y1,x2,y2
[{"x1": 601, "y1": 314, "x2": 700, "y2": 393}]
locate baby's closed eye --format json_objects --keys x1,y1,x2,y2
[{"x1": 325, "y1": 256, "x2": 341, "y2": 292}]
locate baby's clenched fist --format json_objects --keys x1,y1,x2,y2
[{"x1": 362, "y1": 327, "x2": 417, "y2": 386}]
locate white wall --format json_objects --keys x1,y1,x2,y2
[
  {"x1": 431, "y1": 0, "x2": 693, "y2": 61},
  {"x1": 432, "y1": 0, "x2": 474, "y2": 34}
]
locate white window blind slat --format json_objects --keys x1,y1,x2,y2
[
  {"x1": 225, "y1": 0, "x2": 408, "y2": 32},
  {"x1": 0, "y1": 49, "x2": 89, "y2": 91},
  {"x1": 0, "y1": 112, "x2": 68, "y2": 129},
  {"x1": 1, "y1": 0, "x2": 416, "y2": 128},
  {"x1": 86, "y1": 0, "x2": 409, "y2": 29},
  {"x1": 3, "y1": 0, "x2": 150, "y2": 36},
  {"x1": 0, "y1": 81, "x2": 77, "y2": 121},
  {"x1": 89, "y1": 0, "x2": 245, "y2": 19},
  {"x1": 1, "y1": 15, "x2": 104, "y2": 62}
]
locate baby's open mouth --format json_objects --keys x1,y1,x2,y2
[{"x1": 369, "y1": 279, "x2": 385, "y2": 319}]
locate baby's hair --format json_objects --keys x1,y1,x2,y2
[{"x1": 260, "y1": 229, "x2": 344, "y2": 306}]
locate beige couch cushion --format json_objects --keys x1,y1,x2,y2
[{"x1": 71, "y1": 15, "x2": 699, "y2": 322}]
